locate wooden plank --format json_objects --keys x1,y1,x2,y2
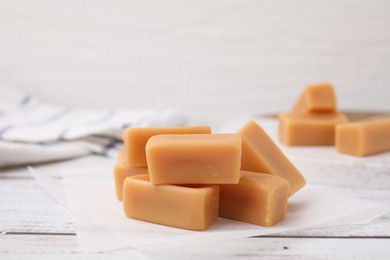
[
  {"x1": 0, "y1": 175, "x2": 75, "y2": 234},
  {"x1": 0, "y1": 234, "x2": 80, "y2": 255},
  {"x1": 1, "y1": 235, "x2": 389, "y2": 258},
  {"x1": 154, "y1": 236, "x2": 390, "y2": 259}
]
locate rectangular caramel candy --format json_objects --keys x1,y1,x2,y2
[
  {"x1": 123, "y1": 174, "x2": 219, "y2": 231},
  {"x1": 238, "y1": 120, "x2": 305, "y2": 196},
  {"x1": 114, "y1": 152, "x2": 148, "y2": 201},
  {"x1": 220, "y1": 171, "x2": 289, "y2": 227},
  {"x1": 291, "y1": 83, "x2": 336, "y2": 114},
  {"x1": 122, "y1": 126, "x2": 211, "y2": 166},
  {"x1": 146, "y1": 134, "x2": 242, "y2": 184},
  {"x1": 279, "y1": 113, "x2": 348, "y2": 146},
  {"x1": 336, "y1": 117, "x2": 390, "y2": 156}
]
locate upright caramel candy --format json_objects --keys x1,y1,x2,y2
[
  {"x1": 291, "y1": 83, "x2": 336, "y2": 114},
  {"x1": 238, "y1": 120, "x2": 305, "y2": 195}
]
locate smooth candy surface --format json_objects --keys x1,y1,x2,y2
[
  {"x1": 291, "y1": 83, "x2": 336, "y2": 114},
  {"x1": 113, "y1": 161, "x2": 148, "y2": 201},
  {"x1": 220, "y1": 171, "x2": 289, "y2": 227},
  {"x1": 123, "y1": 174, "x2": 219, "y2": 231},
  {"x1": 336, "y1": 117, "x2": 390, "y2": 156},
  {"x1": 146, "y1": 134, "x2": 242, "y2": 184},
  {"x1": 238, "y1": 120, "x2": 305, "y2": 196},
  {"x1": 122, "y1": 126, "x2": 211, "y2": 166},
  {"x1": 279, "y1": 113, "x2": 348, "y2": 146}
]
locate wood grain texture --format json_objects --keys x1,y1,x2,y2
[
  {"x1": 0, "y1": 174, "x2": 75, "y2": 234},
  {"x1": 1, "y1": 235, "x2": 390, "y2": 259}
]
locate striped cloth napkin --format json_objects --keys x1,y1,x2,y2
[{"x1": 0, "y1": 86, "x2": 188, "y2": 168}]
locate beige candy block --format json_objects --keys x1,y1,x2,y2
[
  {"x1": 238, "y1": 120, "x2": 305, "y2": 196},
  {"x1": 122, "y1": 126, "x2": 211, "y2": 166},
  {"x1": 219, "y1": 171, "x2": 289, "y2": 227},
  {"x1": 279, "y1": 113, "x2": 348, "y2": 146},
  {"x1": 291, "y1": 83, "x2": 336, "y2": 114},
  {"x1": 336, "y1": 117, "x2": 390, "y2": 156},
  {"x1": 123, "y1": 174, "x2": 219, "y2": 231},
  {"x1": 146, "y1": 134, "x2": 242, "y2": 184},
  {"x1": 113, "y1": 151, "x2": 148, "y2": 201}
]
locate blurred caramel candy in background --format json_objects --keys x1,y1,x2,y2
[
  {"x1": 279, "y1": 83, "x2": 348, "y2": 146},
  {"x1": 336, "y1": 117, "x2": 390, "y2": 156}
]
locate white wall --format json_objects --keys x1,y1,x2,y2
[{"x1": 1, "y1": 0, "x2": 389, "y2": 118}]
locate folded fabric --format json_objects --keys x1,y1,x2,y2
[{"x1": 0, "y1": 86, "x2": 188, "y2": 168}]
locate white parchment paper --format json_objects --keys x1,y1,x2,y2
[{"x1": 30, "y1": 156, "x2": 388, "y2": 252}]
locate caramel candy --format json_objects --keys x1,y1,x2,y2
[
  {"x1": 122, "y1": 126, "x2": 211, "y2": 166},
  {"x1": 117, "y1": 151, "x2": 126, "y2": 164},
  {"x1": 220, "y1": 171, "x2": 289, "y2": 227},
  {"x1": 123, "y1": 174, "x2": 219, "y2": 231},
  {"x1": 279, "y1": 113, "x2": 348, "y2": 146},
  {"x1": 113, "y1": 161, "x2": 148, "y2": 201},
  {"x1": 291, "y1": 83, "x2": 336, "y2": 114},
  {"x1": 238, "y1": 120, "x2": 305, "y2": 195},
  {"x1": 146, "y1": 134, "x2": 242, "y2": 184},
  {"x1": 336, "y1": 117, "x2": 390, "y2": 156}
]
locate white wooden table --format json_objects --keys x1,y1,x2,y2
[{"x1": 1, "y1": 155, "x2": 390, "y2": 259}]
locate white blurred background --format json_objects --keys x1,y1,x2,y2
[{"x1": 1, "y1": 0, "x2": 389, "y2": 119}]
